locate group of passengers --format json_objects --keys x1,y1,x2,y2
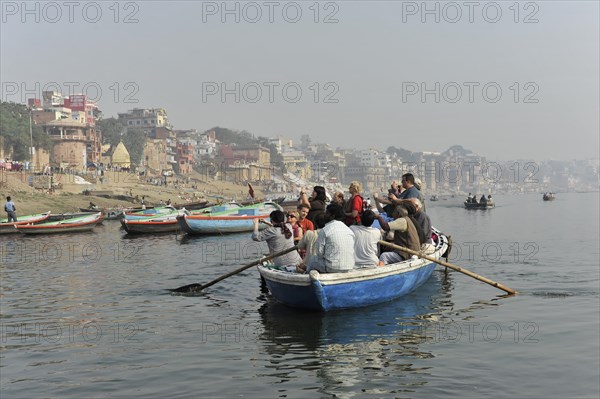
[
  {"x1": 251, "y1": 173, "x2": 435, "y2": 274},
  {"x1": 466, "y1": 193, "x2": 493, "y2": 204}
]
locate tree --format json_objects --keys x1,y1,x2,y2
[
  {"x1": 207, "y1": 126, "x2": 256, "y2": 145},
  {"x1": 121, "y1": 128, "x2": 147, "y2": 166},
  {"x1": 0, "y1": 102, "x2": 50, "y2": 161},
  {"x1": 96, "y1": 117, "x2": 126, "y2": 146},
  {"x1": 300, "y1": 134, "x2": 311, "y2": 149}
]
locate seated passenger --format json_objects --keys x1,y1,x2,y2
[
  {"x1": 377, "y1": 205, "x2": 422, "y2": 265},
  {"x1": 408, "y1": 198, "x2": 435, "y2": 254},
  {"x1": 313, "y1": 203, "x2": 356, "y2": 273},
  {"x1": 252, "y1": 210, "x2": 302, "y2": 270},
  {"x1": 296, "y1": 214, "x2": 326, "y2": 273},
  {"x1": 349, "y1": 210, "x2": 382, "y2": 268}
]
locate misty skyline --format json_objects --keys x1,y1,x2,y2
[{"x1": 1, "y1": 1, "x2": 598, "y2": 161}]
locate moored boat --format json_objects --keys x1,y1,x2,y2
[
  {"x1": 123, "y1": 206, "x2": 179, "y2": 220},
  {"x1": 79, "y1": 207, "x2": 126, "y2": 220},
  {"x1": 543, "y1": 192, "x2": 556, "y2": 201},
  {"x1": 0, "y1": 212, "x2": 51, "y2": 234},
  {"x1": 15, "y1": 212, "x2": 104, "y2": 234},
  {"x1": 177, "y1": 202, "x2": 282, "y2": 235},
  {"x1": 257, "y1": 229, "x2": 450, "y2": 311},
  {"x1": 121, "y1": 209, "x2": 189, "y2": 234}
]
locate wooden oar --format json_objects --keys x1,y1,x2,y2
[
  {"x1": 378, "y1": 240, "x2": 517, "y2": 295},
  {"x1": 171, "y1": 246, "x2": 297, "y2": 294}
]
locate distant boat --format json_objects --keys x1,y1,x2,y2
[
  {"x1": 430, "y1": 195, "x2": 439, "y2": 201},
  {"x1": 0, "y1": 212, "x2": 51, "y2": 234},
  {"x1": 15, "y1": 212, "x2": 104, "y2": 234},
  {"x1": 543, "y1": 192, "x2": 556, "y2": 201},
  {"x1": 464, "y1": 200, "x2": 495, "y2": 209},
  {"x1": 177, "y1": 202, "x2": 282, "y2": 235}
]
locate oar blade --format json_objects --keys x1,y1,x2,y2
[
  {"x1": 170, "y1": 283, "x2": 203, "y2": 294},
  {"x1": 170, "y1": 246, "x2": 297, "y2": 293}
]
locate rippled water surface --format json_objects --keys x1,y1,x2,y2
[{"x1": 1, "y1": 193, "x2": 599, "y2": 398}]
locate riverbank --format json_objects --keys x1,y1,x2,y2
[{"x1": 1, "y1": 171, "x2": 265, "y2": 216}]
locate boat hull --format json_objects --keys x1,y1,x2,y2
[
  {"x1": 0, "y1": 212, "x2": 51, "y2": 234},
  {"x1": 177, "y1": 215, "x2": 270, "y2": 235},
  {"x1": 259, "y1": 232, "x2": 449, "y2": 311},
  {"x1": 121, "y1": 219, "x2": 179, "y2": 234},
  {"x1": 464, "y1": 201, "x2": 494, "y2": 209},
  {"x1": 177, "y1": 202, "x2": 281, "y2": 235},
  {"x1": 15, "y1": 213, "x2": 103, "y2": 234}
]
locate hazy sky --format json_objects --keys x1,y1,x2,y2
[{"x1": 1, "y1": 1, "x2": 598, "y2": 161}]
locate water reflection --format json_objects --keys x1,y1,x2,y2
[{"x1": 257, "y1": 271, "x2": 456, "y2": 398}]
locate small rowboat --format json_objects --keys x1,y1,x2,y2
[
  {"x1": 258, "y1": 229, "x2": 449, "y2": 311},
  {"x1": 123, "y1": 206, "x2": 178, "y2": 220},
  {"x1": 177, "y1": 202, "x2": 282, "y2": 235},
  {"x1": 79, "y1": 207, "x2": 125, "y2": 220},
  {"x1": 0, "y1": 212, "x2": 51, "y2": 234},
  {"x1": 543, "y1": 192, "x2": 556, "y2": 201},
  {"x1": 15, "y1": 212, "x2": 104, "y2": 234},
  {"x1": 121, "y1": 210, "x2": 189, "y2": 234},
  {"x1": 464, "y1": 201, "x2": 494, "y2": 209}
]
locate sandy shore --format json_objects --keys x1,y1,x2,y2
[{"x1": 1, "y1": 171, "x2": 265, "y2": 216}]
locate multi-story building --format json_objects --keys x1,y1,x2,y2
[
  {"x1": 32, "y1": 93, "x2": 103, "y2": 170},
  {"x1": 176, "y1": 139, "x2": 194, "y2": 175},
  {"x1": 217, "y1": 144, "x2": 272, "y2": 183},
  {"x1": 42, "y1": 119, "x2": 102, "y2": 169},
  {"x1": 118, "y1": 108, "x2": 176, "y2": 175}
]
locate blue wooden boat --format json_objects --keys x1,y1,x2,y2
[
  {"x1": 177, "y1": 202, "x2": 282, "y2": 235},
  {"x1": 257, "y1": 229, "x2": 449, "y2": 311}
]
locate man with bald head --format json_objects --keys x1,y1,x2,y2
[{"x1": 408, "y1": 198, "x2": 435, "y2": 254}]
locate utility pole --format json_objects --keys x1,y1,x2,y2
[{"x1": 29, "y1": 107, "x2": 34, "y2": 171}]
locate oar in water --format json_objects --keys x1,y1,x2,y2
[
  {"x1": 378, "y1": 240, "x2": 517, "y2": 295},
  {"x1": 171, "y1": 246, "x2": 297, "y2": 294}
]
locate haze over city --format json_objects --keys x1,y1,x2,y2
[{"x1": 1, "y1": 1, "x2": 598, "y2": 161}]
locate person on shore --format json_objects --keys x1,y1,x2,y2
[
  {"x1": 313, "y1": 203, "x2": 356, "y2": 273},
  {"x1": 349, "y1": 210, "x2": 382, "y2": 268},
  {"x1": 299, "y1": 186, "x2": 327, "y2": 223},
  {"x1": 344, "y1": 181, "x2": 364, "y2": 226},
  {"x1": 252, "y1": 210, "x2": 302, "y2": 270},
  {"x1": 296, "y1": 204, "x2": 314, "y2": 233},
  {"x1": 4, "y1": 196, "x2": 17, "y2": 222}
]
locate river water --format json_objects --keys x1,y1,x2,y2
[{"x1": 1, "y1": 192, "x2": 598, "y2": 398}]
